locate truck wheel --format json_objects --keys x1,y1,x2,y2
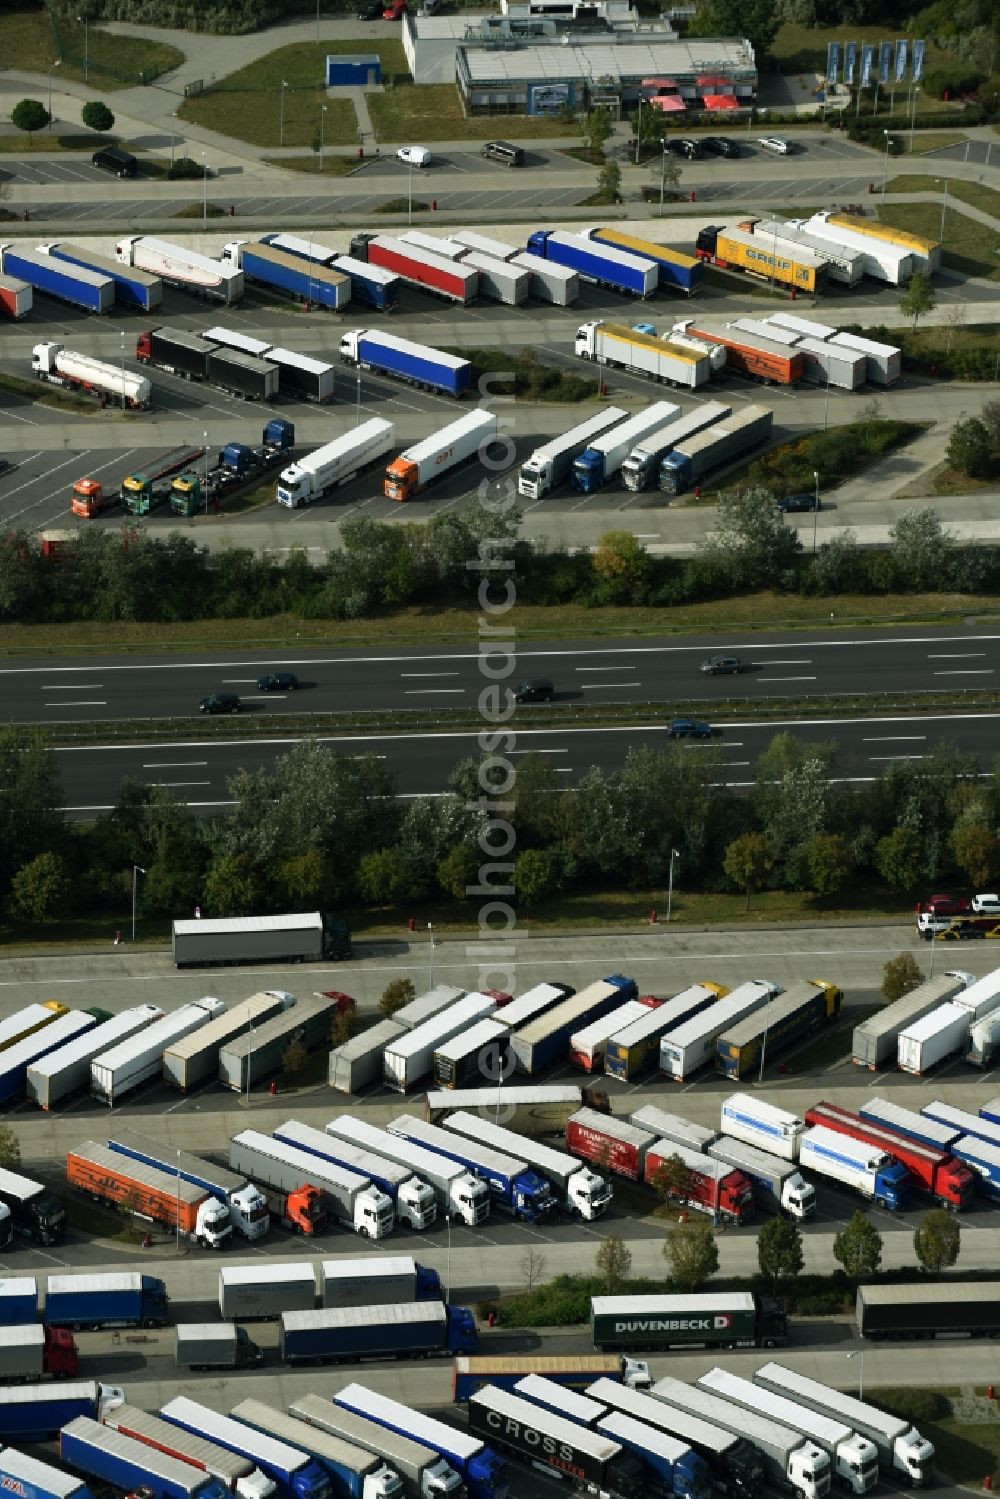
[
  {"x1": 72, "y1": 1322, "x2": 82, "y2": 1332},
  {"x1": 143, "y1": 1318, "x2": 159, "y2": 1329}
]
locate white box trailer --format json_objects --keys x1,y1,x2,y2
[
  {"x1": 897, "y1": 1001, "x2": 971, "y2": 1075},
  {"x1": 792, "y1": 335, "x2": 866, "y2": 390},
  {"x1": 620, "y1": 402, "x2": 732, "y2": 491},
  {"x1": 399, "y1": 230, "x2": 468, "y2": 260},
  {"x1": 952, "y1": 966, "x2": 1000, "y2": 1020},
  {"x1": 326, "y1": 1115, "x2": 490, "y2": 1226},
  {"x1": 630, "y1": 1104, "x2": 714, "y2": 1153},
  {"x1": 498, "y1": 983, "x2": 574, "y2": 1031},
  {"x1": 293, "y1": 1125, "x2": 436, "y2": 1231},
  {"x1": 459, "y1": 252, "x2": 529, "y2": 306},
  {"x1": 423, "y1": 1083, "x2": 588, "y2": 1133},
  {"x1": 766, "y1": 312, "x2": 838, "y2": 340},
  {"x1": 575, "y1": 322, "x2": 710, "y2": 389},
  {"x1": 799, "y1": 215, "x2": 915, "y2": 285},
  {"x1": 393, "y1": 985, "x2": 467, "y2": 1031},
  {"x1": 659, "y1": 981, "x2": 781, "y2": 1082},
  {"x1": 828, "y1": 331, "x2": 900, "y2": 386},
  {"x1": 277, "y1": 418, "x2": 395, "y2": 508},
  {"x1": 706, "y1": 1136, "x2": 815, "y2": 1219},
  {"x1": 732, "y1": 317, "x2": 801, "y2": 346},
  {"x1": 104, "y1": 1406, "x2": 271, "y2": 1499},
  {"x1": 719, "y1": 1093, "x2": 806, "y2": 1161},
  {"x1": 90, "y1": 1000, "x2": 223, "y2": 1106},
  {"x1": 507, "y1": 251, "x2": 579, "y2": 305},
  {"x1": 383, "y1": 992, "x2": 499, "y2": 1092},
  {"x1": 749, "y1": 220, "x2": 865, "y2": 286},
  {"x1": 433, "y1": 1018, "x2": 510, "y2": 1089},
  {"x1": 27, "y1": 1005, "x2": 162, "y2": 1110},
  {"x1": 753, "y1": 1362, "x2": 934, "y2": 1487},
  {"x1": 218, "y1": 1263, "x2": 316, "y2": 1319},
  {"x1": 229, "y1": 1129, "x2": 393, "y2": 1238},
  {"x1": 453, "y1": 229, "x2": 519, "y2": 260},
  {"x1": 385, "y1": 409, "x2": 498, "y2": 503},
  {"x1": 203, "y1": 325, "x2": 271, "y2": 358},
  {"x1": 292, "y1": 1390, "x2": 462, "y2": 1499},
  {"x1": 569, "y1": 1001, "x2": 648, "y2": 1072},
  {"x1": 851, "y1": 972, "x2": 969, "y2": 1068},
  {"x1": 968, "y1": 1009, "x2": 1000, "y2": 1068},
  {"x1": 162, "y1": 991, "x2": 289, "y2": 1092},
  {"x1": 115, "y1": 236, "x2": 243, "y2": 303},
  {"x1": 231, "y1": 1401, "x2": 399, "y2": 1499},
  {"x1": 329, "y1": 1018, "x2": 406, "y2": 1093},
  {"x1": 218, "y1": 992, "x2": 337, "y2": 1091}
]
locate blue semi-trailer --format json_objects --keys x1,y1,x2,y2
[
  {"x1": 161, "y1": 1398, "x2": 332, "y2": 1499},
  {"x1": 222, "y1": 241, "x2": 349, "y2": 311},
  {"x1": 338, "y1": 330, "x2": 470, "y2": 397},
  {"x1": 0, "y1": 245, "x2": 113, "y2": 314},
  {"x1": 279, "y1": 1301, "x2": 476, "y2": 1366},
  {"x1": 44, "y1": 1272, "x2": 169, "y2": 1330},
  {"x1": 331, "y1": 258, "x2": 399, "y2": 313},
  {"x1": 60, "y1": 1419, "x2": 230, "y2": 1499},
  {"x1": 525, "y1": 230, "x2": 657, "y2": 298},
  {"x1": 0, "y1": 1446, "x2": 96, "y2": 1499},
  {"x1": 386, "y1": 1116, "x2": 553, "y2": 1223},
  {"x1": 0, "y1": 1381, "x2": 125, "y2": 1443},
  {"x1": 39, "y1": 242, "x2": 162, "y2": 312},
  {"x1": 0, "y1": 1277, "x2": 40, "y2": 1325},
  {"x1": 231, "y1": 1399, "x2": 403, "y2": 1499},
  {"x1": 332, "y1": 1384, "x2": 509, "y2": 1499}
]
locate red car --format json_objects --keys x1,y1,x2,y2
[
  {"x1": 919, "y1": 893, "x2": 972, "y2": 916},
  {"x1": 383, "y1": 1, "x2": 407, "y2": 16}
]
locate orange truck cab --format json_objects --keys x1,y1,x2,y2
[{"x1": 71, "y1": 477, "x2": 104, "y2": 517}]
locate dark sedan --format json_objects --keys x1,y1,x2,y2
[
  {"x1": 257, "y1": 672, "x2": 299, "y2": 691},
  {"x1": 667, "y1": 717, "x2": 715, "y2": 739}
]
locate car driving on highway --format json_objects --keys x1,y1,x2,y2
[
  {"x1": 701, "y1": 655, "x2": 743, "y2": 675},
  {"x1": 257, "y1": 673, "x2": 299, "y2": 692},
  {"x1": 667, "y1": 716, "x2": 715, "y2": 738},
  {"x1": 199, "y1": 692, "x2": 242, "y2": 714}
]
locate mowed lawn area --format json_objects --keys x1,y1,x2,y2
[
  {"x1": 879, "y1": 200, "x2": 1000, "y2": 279},
  {"x1": 178, "y1": 41, "x2": 408, "y2": 148},
  {"x1": 0, "y1": 9, "x2": 182, "y2": 89},
  {"x1": 366, "y1": 82, "x2": 577, "y2": 142}
]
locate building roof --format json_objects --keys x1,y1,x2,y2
[{"x1": 461, "y1": 35, "x2": 754, "y2": 85}]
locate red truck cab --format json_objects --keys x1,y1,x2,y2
[
  {"x1": 44, "y1": 1325, "x2": 80, "y2": 1376},
  {"x1": 383, "y1": 1, "x2": 407, "y2": 16}
]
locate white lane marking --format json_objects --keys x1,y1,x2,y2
[
  {"x1": 579, "y1": 683, "x2": 641, "y2": 690},
  {"x1": 147, "y1": 780, "x2": 212, "y2": 788},
  {"x1": 44, "y1": 699, "x2": 106, "y2": 707},
  {"x1": 44, "y1": 684, "x2": 103, "y2": 690},
  {"x1": 401, "y1": 671, "x2": 461, "y2": 678},
  {"x1": 142, "y1": 761, "x2": 209, "y2": 768},
  {"x1": 761, "y1": 659, "x2": 812, "y2": 665},
  {"x1": 927, "y1": 652, "x2": 987, "y2": 658},
  {"x1": 934, "y1": 669, "x2": 993, "y2": 676},
  {"x1": 403, "y1": 688, "x2": 466, "y2": 695},
  {"x1": 863, "y1": 736, "x2": 927, "y2": 742},
  {"x1": 756, "y1": 676, "x2": 817, "y2": 682},
  {"x1": 870, "y1": 754, "x2": 925, "y2": 761},
  {"x1": 575, "y1": 665, "x2": 637, "y2": 672}
]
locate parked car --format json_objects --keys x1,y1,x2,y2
[
  {"x1": 777, "y1": 493, "x2": 819, "y2": 512},
  {"x1": 922, "y1": 893, "x2": 972, "y2": 916},
  {"x1": 515, "y1": 677, "x2": 555, "y2": 703},
  {"x1": 200, "y1": 692, "x2": 242, "y2": 714},
  {"x1": 701, "y1": 655, "x2": 743, "y2": 675},
  {"x1": 357, "y1": 1, "x2": 382, "y2": 16},
  {"x1": 677, "y1": 138, "x2": 703, "y2": 158},
  {"x1": 257, "y1": 672, "x2": 299, "y2": 692},
  {"x1": 397, "y1": 144, "x2": 431, "y2": 167},
  {"x1": 972, "y1": 893, "x2": 1000, "y2": 914},
  {"x1": 667, "y1": 717, "x2": 714, "y2": 739},
  {"x1": 757, "y1": 135, "x2": 792, "y2": 154},
  {"x1": 701, "y1": 136, "x2": 740, "y2": 158},
  {"x1": 383, "y1": 0, "x2": 407, "y2": 15}
]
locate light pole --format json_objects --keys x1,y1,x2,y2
[
  {"x1": 201, "y1": 155, "x2": 209, "y2": 225},
  {"x1": 880, "y1": 128, "x2": 891, "y2": 203},
  {"x1": 634, "y1": 95, "x2": 641, "y2": 165},
  {"x1": 758, "y1": 990, "x2": 775, "y2": 1084},
  {"x1": 119, "y1": 330, "x2": 127, "y2": 412},
  {"x1": 280, "y1": 80, "x2": 289, "y2": 147},
  {"x1": 356, "y1": 372, "x2": 361, "y2": 427},
  {"x1": 131, "y1": 865, "x2": 145, "y2": 942},
  {"x1": 175, "y1": 1150, "x2": 181, "y2": 1251},
  {"x1": 937, "y1": 176, "x2": 950, "y2": 245},
  {"x1": 847, "y1": 1349, "x2": 864, "y2": 1399},
  {"x1": 78, "y1": 14, "x2": 89, "y2": 85},
  {"x1": 427, "y1": 922, "x2": 435, "y2": 988},
  {"x1": 203, "y1": 430, "x2": 209, "y2": 515},
  {"x1": 245, "y1": 997, "x2": 254, "y2": 1106},
  {"x1": 812, "y1": 469, "x2": 820, "y2": 555},
  {"x1": 319, "y1": 103, "x2": 327, "y2": 172},
  {"x1": 659, "y1": 140, "x2": 668, "y2": 217},
  {"x1": 48, "y1": 61, "x2": 61, "y2": 129},
  {"x1": 666, "y1": 848, "x2": 680, "y2": 922},
  {"x1": 909, "y1": 83, "x2": 919, "y2": 152},
  {"x1": 444, "y1": 1212, "x2": 452, "y2": 1301},
  {"x1": 316, "y1": 0, "x2": 320, "y2": 42},
  {"x1": 408, "y1": 164, "x2": 413, "y2": 225}
]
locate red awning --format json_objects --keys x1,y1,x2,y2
[
  {"x1": 702, "y1": 93, "x2": 739, "y2": 109},
  {"x1": 649, "y1": 94, "x2": 686, "y2": 113},
  {"x1": 641, "y1": 77, "x2": 678, "y2": 89},
  {"x1": 696, "y1": 74, "x2": 732, "y2": 87}
]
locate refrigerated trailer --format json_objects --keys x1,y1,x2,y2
[
  {"x1": 568, "y1": 1002, "x2": 649, "y2": 1072},
  {"x1": 856, "y1": 1282, "x2": 1000, "y2": 1340},
  {"x1": 591, "y1": 1291, "x2": 787, "y2": 1353},
  {"x1": 659, "y1": 981, "x2": 782, "y2": 1081},
  {"x1": 606, "y1": 983, "x2": 725, "y2": 1080},
  {"x1": 218, "y1": 993, "x2": 338, "y2": 1091},
  {"x1": 27, "y1": 1006, "x2": 162, "y2": 1110},
  {"x1": 115, "y1": 237, "x2": 243, "y2": 304},
  {"x1": 292, "y1": 1391, "x2": 467, "y2": 1499},
  {"x1": 383, "y1": 993, "x2": 499, "y2": 1092},
  {"x1": 103, "y1": 1404, "x2": 276, "y2": 1499},
  {"x1": 329, "y1": 1020, "x2": 406, "y2": 1094},
  {"x1": 851, "y1": 972, "x2": 971, "y2": 1069},
  {"x1": 172, "y1": 912, "x2": 351, "y2": 967},
  {"x1": 91, "y1": 999, "x2": 223, "y2": 1105}
]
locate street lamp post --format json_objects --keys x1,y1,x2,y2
[
  {"x1": 909, "y1": 83, "x2": 920, "y2": 151},
  {"x1": 175, "y1": 1151, "x2": 181, "y2": 1251},
  {"x1": 131, "y1": 865, "x2": 146, "y2": 942},
  {"x1": 847, "y1": 1349, "x2": 864, "y2": 1399},
  {"x1": 203, "y1": 430, "x2": 209, "y2": 516},
  {"x1": 245, "y1": 998, "x2": 254, "y2": 1107},
  {"x1": 880, "y1": 128, "x2": 891, "y2": 203},
  {"x1": 48, "y1": 61, "x2": 61, "y2": 129},
  {"x1": 408, "y1": 164, "x2": 413, "y2": 225},
  {"x1": 445, "y1": 1212, "x2": 452, "y2": 1301},
  {"x1": 937, "y1": 176, "x2": 950, "y2": 245},
  {"x1": 812, "y1": 469, "x2": 820, "y2": 555},
  {"x1": 201, "y1": 155, "x2": 209, "y2": 225},
  {"x1": 659, "y1": 141, "x2": 668, "y2": 217},
  {"x1": 427, "y1": 922, "x2": 435, "y2": 988},
  {"x1": 758, "y1": 991, "x2": 775, "y2": 1084},
  {"x1": 120, "y1": 331, "x2": 127, "y2": 412},
  {"x1": 356, "y1": 372, "x2": 362, "y2": 426},
  {"x1": 666, "y1": 848, "x2": 680, "y2": 922},
  {"x1": 78, "y1": 14, "x2": 89, "y2": 85},
  {"x1": 280, "y1": 80, "x2": 289, "y2": 147},
  {"x1": 319, "y1": 103, "x2": 327, "y2": 172},
  {"x1": 634, "y1": 96, "x2": 641, "y2": 166},
  {"x1": 316, "y1": 0, "x2": 320, "y2": 42}
]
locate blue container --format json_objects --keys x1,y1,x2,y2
[
  {"x1": 0, "y1": 1383, "x2": 106, "y2": 1443},
  {"x1": 326, "y1": 55, "x2": 381, "y2": 87},
  {"x1": 0, "y1": 1277, "x2": 39, "y2": 1324},
  {"x1": 60, "y1": 1418, "x2": 229, "y2": 1499},
  {"x1": 0, "y1": 1447, "x2": 94, "y2": 1499},
  {"x1": 332, "y1": 257, "x2": 400, "y2": 312},
  {"x1": 332, "y1": 1388, "x2": 508, "y2": 1499},
  {"x1": 44, "y1": 1272, "x2": 168, "y2": 1330},
  {"x1": 0, "y1": 246, "x2": 113, "y2": 313},
  {"x1": 160, "y1": 1398, "x2": 331, "y2": 1499},
  {"x1": 238, "y1": 244, "x2": 348, "y2": 311},
  {"x1": 355, "y1": 331, "x2": 469, "y2": 395},
  {"x1": 526, "y1": 230, "x2": 656, "y2": 298},
  {"x1": 279, "y1": 1302, "x2": 476, "y2": 1365},
  {"x1": 953, "y1": 1134, "x2": 1000, "y2": 1201},
  {"x1": 43, "y1": 243, "x2": 161, "y2": 312},
  {"x1": 0, "y1": 1013, "x2": 96, "y2": 1105}
]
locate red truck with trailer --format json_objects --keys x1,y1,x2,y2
[
  {"x1": 803, "y1": 1100, "x2": 974, "y2": 1211},
  {"x1": 365, "y1": 236, "x2": 478, "y2": 305},
  {"x1": 644, "y1": 1138, "x2": 753, "y2": 1225}
]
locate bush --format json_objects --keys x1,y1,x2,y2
[
  {"x1": 167, "y1": 156, "x2": 207, "y2": 179},
  {"x1": 873, "y1": 1388, "x2": 949, "y2": 1424}
]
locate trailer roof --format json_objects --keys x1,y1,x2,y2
[
  {"x1": 472, "y1": 1385, "x2": 622, "y2": 1459},
  {"x1": 105, "y1": 1405, "x2": 253, "y2": 1482},
  {"x1": 385, "y1": 992, "x2": 497, "y2": 1060},
  {"x1": 613, "y1": 983, "x2": 723, "y2": 1046},
  {"x1": 327, "y1": 1116, "x2": 466, "y2": 1181},
  {"x1": 0, "y1": 1278, "x2": 37, "y2": 1299},
  {"x1": 0, "y1": 1381, "x2": 100, "y2": 1406},
  {"x1": 71, "y1": 1141, "x2": 207, "y2": 1203},
  {"x1": 0, "y1": 1325, "x2": 42, "y2": 1346},
  {"x1": 92, "y1": 1000, "x2": 218, "y2": 1069},
  {"x1": 593, "y1": 1292, "x2": 755, "y2": 1316},
  {"x1": 718, "y1": 980, "x2": 828, "y2": 1048},
  {"x1": 859, "y1": 1096, "x2": 957, "y2": 1148},
  {"x1": 434, "y1": 1018, "x2": 508, "y2": 1062},
  {"x1": 701, "y1": 1367, "x2": 852, "y2": 1445},
  {"x1": 220, "y1": 1262, "x2": 315, "y2": 1287},
  {"x1": 321, "y1": 1255, "x2": 417, "y2": 1281},
  {"x1": 598, "y1": 1411, "x2": 690, "y2": 1464},
  {"x1": 549, "y1": 230, "x2": 656, "y2": 275},
  {"x1": 282, "y1": 1302, "x2": 445, "y2": 1332},
  {"x1": 494, "y1": 983, "x2": 572, "y2": 1029},
  {"x1": 515, "y1": 979, "x2": 624, "y2": 1044},
  {"x1": 923, "y1": 1100, "x2": 1000, "y2": 1147},
  {"x1": 898, "y1": 1000, "x2": 967, "y2": 1042},
  {"x1": 160, "y1": 1398, "x2": 314, "y2": 1472},
  {"x1": 653, "y1": 1377, "x2": 805, "y2": 1449},
  {"x1": 164, "y1": 992, "x2": 284, "y2": 1062},
  {"x1": 173, "y1": 912, "x2": 322, "y2": 938},
  {"x1": 755, "y1": 1362, "x2": 908, "y2": 1442},
  {"x1": 231, "y1": 1129, "x2": 368, "y2": 1192},
  {"x1": 108, "y1": 1126, "x2": 247, "y2": 1195},
  {"x1": 330, "y1": 1384, "x2": 484, "y2": 1460},
  {"x1": 442, "y1": 1110, "x2": 577, "y2": 1174},
  {"x1": 389, "y1": 1114, "x2": 532, "y2": 1176},
  {"x1": 569, "y1": 1107, "x2": 651, "y2": 1149},
  {"x1": 221, "y1": 993, "x2": 333, "y2": 1061},
  {"x1": 858, "y1": 1281, "x2": 999, "y2": 1306},
  {"x1": 663, "y1": 981, "x2": 780, "y2": 1048},
  {"x1": 28, "y1": 1006, "x2": 161, "y2": 1080},
  {"x1": 0, "y1": 1445, "x2": 85, "y2": 1497},
  {"x1": 509, "y1": 251, "x2": 578, "y2": 282},
  {"x1": 330, "y1": 1018, "x2": 405, "y2": 1061},
  {"x1": 570, "y1": 1001, "x2": 648, "y2": 1051},
  {"x1": 588, "y1": 1378, "x2": 734, "y2": 1447},
  {"x1": 232, "y1": 1400, "x2": 378, "y2": 1475},
  {"x1": 399, "y1": 409, "x2": 497, "y2": 469},
  {"x1": 0, "y1": 1011, "x2": 93, "y2": 1076},
  {"x1": 515, "y1": 1374, "x2": 605, "y2": 1424}
]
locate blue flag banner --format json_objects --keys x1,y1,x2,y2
[
  {"x1": 895, "y1": 39, "x2": 908, "y2": 82},
  {"x1": 844, "y1": 42, "x2": 857, "y2": 85},
  {"x1": 861, "y1": 43, "x2": 875, "y2": 86},
  {"x1": 879, "y1": 40, "x2": 893, "y2": 83},
  {"x1": 826, "y1": 42, "x2": 841, "y2": 85},
  {"x1": 912, "y1": 39, "x2": 926, "y2": 81}
]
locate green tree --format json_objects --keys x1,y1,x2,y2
[
  {"x1": 595, "y1": 1233, "x2": 632, "y2": 1293},
  {"x1": 203, "y1": 851, "x2": 264, "y2": 915},
  {"x1": 980, "y1": 399, "x2": 1000, "y2": 449},
  {"x1": 947, "y1": 416, "x2": 992, "y2": 478},
  {"x1": 276, "y1": 846, "x2": 334, "y2": 908},
  {"x1": 951, "y1": 822, "x2": 999, "y2": 887},
  {"x1": 650, "y1": 1153, "x2": 695, "y2": 1208},
  {"x1": 702, "y1": 486, "x2": 802, "y2": 588},
  {"x1": 357, "y1": 847, "x2": 415, "y2": 905},
  {"x1": 9, "y1": 851, "x2": 70, "y2": 923},
  {"x1": 900, "y1": 270, "x2": 936, "y2": 329},
  {"x1": 81, "y1": 100, "x2": 115, "y2": 133},
  {"x1": 582, "y1": 107, "x2": 613, "y2": 157},
  {"x1": 331, "y1": 1008, "x2": 361, "y2": 1047},
  {"x1": 882, "y1": 952, "x2": 924, "y2": 1002},
  {"x1": 808, "y1": 529, "x2": 863, "y2": 595},
  {"x1": 833, "y1": 1209, "x2": 883, "y2": 1281},
  {"x1": 874, "y1": 826, "x2": 924, "y2": 890},
  {"x1": 118, "y1": 1187, "x2": 145, "y2": 1244},
  {"x1": 723, "y1": 832, "x2": 774, "y2": 911},
  {"x1": 663, "y1": 1220, "x2": 719, "y2": 1292},
  {"x1": 11, "y1": 98, "x2": 51, "y2": 141},
  {"x1": 913, "y1": 1208, "x2": 961, "y2": 1274},
  {"x1": 437, "y1": 842, "x2": 478, "y2": 902},
  {"x1": 757, "y1": 1215, "x2": 805, "y2": 1290},
  {"x1": 281, "y1": 1039, "x2": 307, "y2": 1076},
  {"x1": 803, "y1": 832, "x2": 851, "y2": 896},
  {"x1": 597, "y1": 157, "x2": 621, "y2": 203},
  {"x1": 0, "y1": 728, "x2": 63, "y2": 899},
  {"x1": 689, "y1": 0, "x2": 779, "y2": 56},
  {"x1": 379, "y1": 978, "x2": 416, "y2": 1018},
  {"x1": 593, "y1": 530, "x2": 651, "y2": 593},
  {"x1": 514, "y1": 848, "x2": 559, "y2": 908},
  {"x1": 0, "y1": 1125, "x2": 21, "y2": 1171}
]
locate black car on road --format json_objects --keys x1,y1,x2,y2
[
  {"x1": 701, "y1": 655, "x2": 743, "y2": 675},
  {"x1": 200, "y1": 692, "x2": 242, "y2": 714},
  {"x1": 701, "y1": 136, "x2": 740, "y2": 157},
  {"x1": 667, "y1": 716, "x2": 715, "y2": 738},
  {"x1": 515, "y1": 678, "x2": 555, "y2": 703},
  {"x1": 777, "y1": 493, "x2": 820, "y2": 512},
  {"x1": 257, "y1": 672, "x2": 299, "y2": 691}
]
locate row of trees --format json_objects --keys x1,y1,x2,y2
[
  {"x1": 3, "y1": 725, "x2": 1000, "y2": 927},
  {"x1": 11, "y1": 96, "x2": 115, "y2": 139}
]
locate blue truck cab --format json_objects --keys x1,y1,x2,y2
[
  {"x1": 873, "y1": 1160, "x2": 911, "y2": 1210},
  {"x1": 161, "y1": 1397, "x2": 331, "y2": 1499},
  {"x1": 333, "y1": 1386, "x2": 509, "y2": 1499}
]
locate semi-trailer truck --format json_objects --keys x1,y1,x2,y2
[
  {"x1": 320, "y1": 1257, "x2": 441, "y2": 1307},
  {"x1": 643, "y1": 1138, "x2": 754, "y2": 1224},
  {"x1": 571, "y1": 401, "x2": 680, "y2": 492},
  {"x1": 432, "y1": 1019, "x2": 510, "y2": 1091},
  {"x1": 161, "y1": 991, "x2": 289, "y2": 1096},
  {"x1": 0, "y1": 1325, "x2": 79, "y2": 1381},
  {"x1": 275, "y1": 1122, "x2": 436, "y2": 1231},
  {"x1": 90, "y1": 999, "x2": 224, "y2": 1106},
  {"x1": 620, "y1": 405, "x2": 732, "y2": 491},
  {"x1": 104, "y1": 1404, "x2": 276, "y2": 1499},
  {"x1": 660, "y1": 980, "x2": 782, "y2": 1081},
  {"x1": 803, "y1": 1100, "x2": 973, "y2": 1210},
  {"x1": 574, "y1": 322, "x2": 711, "y2": 389},
  {"x1": 698, "y1": 1368, "x2": 878, "y2": 1495},
  {"x1": 278, "y1": 1302, "x2": 477, "y2": 1366},
  {"x1": 856, "y1": 1282, "x2": 1000, "y2": 1340},
  {"x1": 799, "y1": 1125, "x2": 910, "y2": 1210},
  {"x1": 440, "y1": 1108, "x2": 611, "y2": 1220},
  {"x1": 384, "y1": 410, "x2": 498, "y2": 503},
  {"x1": 228, "y1": 1130, "x2": 392, "y2": 1238},
  {"x1": 752, "y1": 1363, "x2": 934, "y2": 1487},
  {"x1": 0, "y1": 1013, "x2": 99, "y2": 1106},
  {"x1": 171, "y1": 912, "x2": 351, "y2": 967},
  {"x1": 591, "y1": 1291, "x2": 787, "y2": 1353},
  {"x1": 27, "y1": 1006, "x2": 163, "y2": 1110},
  {"x1": 716, "y1": 980, "x2": 842, "y2": 1080},
  {"x1": 657, "y1": 406, "x2": 774, "y2": 495},
  {"x1": 174, "y1": 1324, "x2": 263, "y2": 1370},
  {"x1": 719, "y1": 1094, "x2": 805, "y2": 1162},
  {"x1": 387, "y1": 1114, "x2": 553, "y2": 1222},
  {"x1": 526, "y1": 230, "x2": 656, "y2": 298},
  {"x1": 0, "y1": 1167, "x2": 66, "y2": 1244},
  {"x1": 512, "y1": 976, "x2": 638, "y2": 1074},
  {"x1": 44, "y1": 1272, "x2": 168, "y2": 1330},
  {"x1": 160, "y1": 1399, "x2": 332, "y2": 1499},
  {"x1": 218, "y1": 1264, "x2": 317, "y2": 1320},
  {"x1": 0, "y1": 245, "x2": 112, "y2": 314},
  {"x1": 219, "y1": 995, "x2": 340, "y2": 1094},
  {"x1": 467, "y1": 1385, "x2": 642, "y2": 1499},
  {"x1": 0, "y1": 1448, "x2": 93, "y2": 1499},
  {"x1": 331, "y1": 257, "x2": 400, "y2": 312},
  {"x1": 453, "y1": 1354, "x2": 651, "y2": 1401},
  {"x1": 586, "y1": 1379, "x2": 764, "y2": 1498},
  {"x1": 115, "y1": 237, "x2": 243, "y2": 304},
  {"x1": 40, "y1": 241, "x2": 161, "y2": 311},
  {"x1": 291, "y1": 1392, "x2": 465, "y2": 1499},
  {"x1": 566, "y1": 1107, "x2": 655, "y2": 1182},
  {"x1": 31, "y1": 342, "x2": 150, "y2": 408},
  {"x1": 221, "y1": 242, "x2": 348, "y2": 311},
  {"x1": 606, "y1": 983, "x2": 726, "y2": 1080},
  {"x1": 382, "y1": 993, "x2": 499, "y2": 1093},
  {"x1": 364, "y1": 237, "x2": 478, "y2": 304},
  {"x1": 596, "y1": 1413, "x2": 712, "y2": 1499},
  {"x1": 652, "y1": 1378, "x2": 830, "y2": 1499},
  {"x1": 231, "y1": 1400, "x2": 402, "y2": 1499},
  {"x1": 276, "y1": 422, "x2": 395, "y2": 508},
  {"x1": 339, "y1": 331, "x2": 470, "y2": 397},
  {"x1": 329, "y1": 1389, "x2": 508, "y2": 1499},
  {"x1": 60, "y1": 1418, "x2": 230, "y2": 1499},
  {"x1": 325, "y1": 1116, "x2": 489, "y2": 1226},
  {"x1": 0, "y1": 1382, "x2": 124, "y2": 1443},
  {"x1": 66, "y1": 1142, "x2": 233, "y2": 1248},
  {"x1": 706, "y1": 1137, "x2": 815, "y2": 1219},
  {"x1": 569, "y1": 1003, "x2": 649, "y2": 1072},
  {"x1": 424, "y1": 1082, "x2": 595, "y2": 1132}
]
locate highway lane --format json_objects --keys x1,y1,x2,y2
[
  {"x1": 52, "y1": 709, "x2": 1000, "y2": 815},
  {"x1": 4, "y1": 627, "x2": 999, "y2": 725}
]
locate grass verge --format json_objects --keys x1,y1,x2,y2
[
  {"x1": 886, "y1": 173, "x2": 1000, "y2": 219},
  {"x1": 770, "y1": 22, "x2": 954, "y2": 80},
  {"x1": 262, "y1": 153, "x2": 362, "y2": 176},
  {"x1": 441, "y1": 346, "x2": 598, "y2": 402},
  {"x1": 693, "y1": 419, "x2": 925, "y2": 504},
  {"x1": 366, "y1": 83, "x2": 578, "y2": 142},
  {"x1": 0, "y1": 11, "x2": 182, "y2": 91},
  {"x1": 0, "y1": 371, "x2": 97, "y2": 414},
  {"x1": 878, "y1": 201, "x2": 1000, "y2": 279},
  {"x1": 178, "y1": 44, "x2": 378, "y2": 148}
]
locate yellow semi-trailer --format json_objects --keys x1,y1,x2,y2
[
  {"x1": 695, "y1": 225, "x2": 828, "y2": 294},
  {"x1": 0, "y1": 1001, "x2": 68, "y2": 1055}
]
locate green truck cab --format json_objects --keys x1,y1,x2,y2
[{"x1": 171, "y1": 473, "x2": 203, "y2": 516}]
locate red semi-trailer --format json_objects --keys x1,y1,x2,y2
[
  {"x1": 366, "y1": 236, "x2": 478, "y2": 305},
  {"x1": 643, "y1": 1139, "x2": 754, "y2": 1224},
  {"x1": 566, "y1": 1109, "x2": 655, "y2": 1181},
  {"x1": 803, "y1": 1100, "x2": 974, "y2": 1211}
]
